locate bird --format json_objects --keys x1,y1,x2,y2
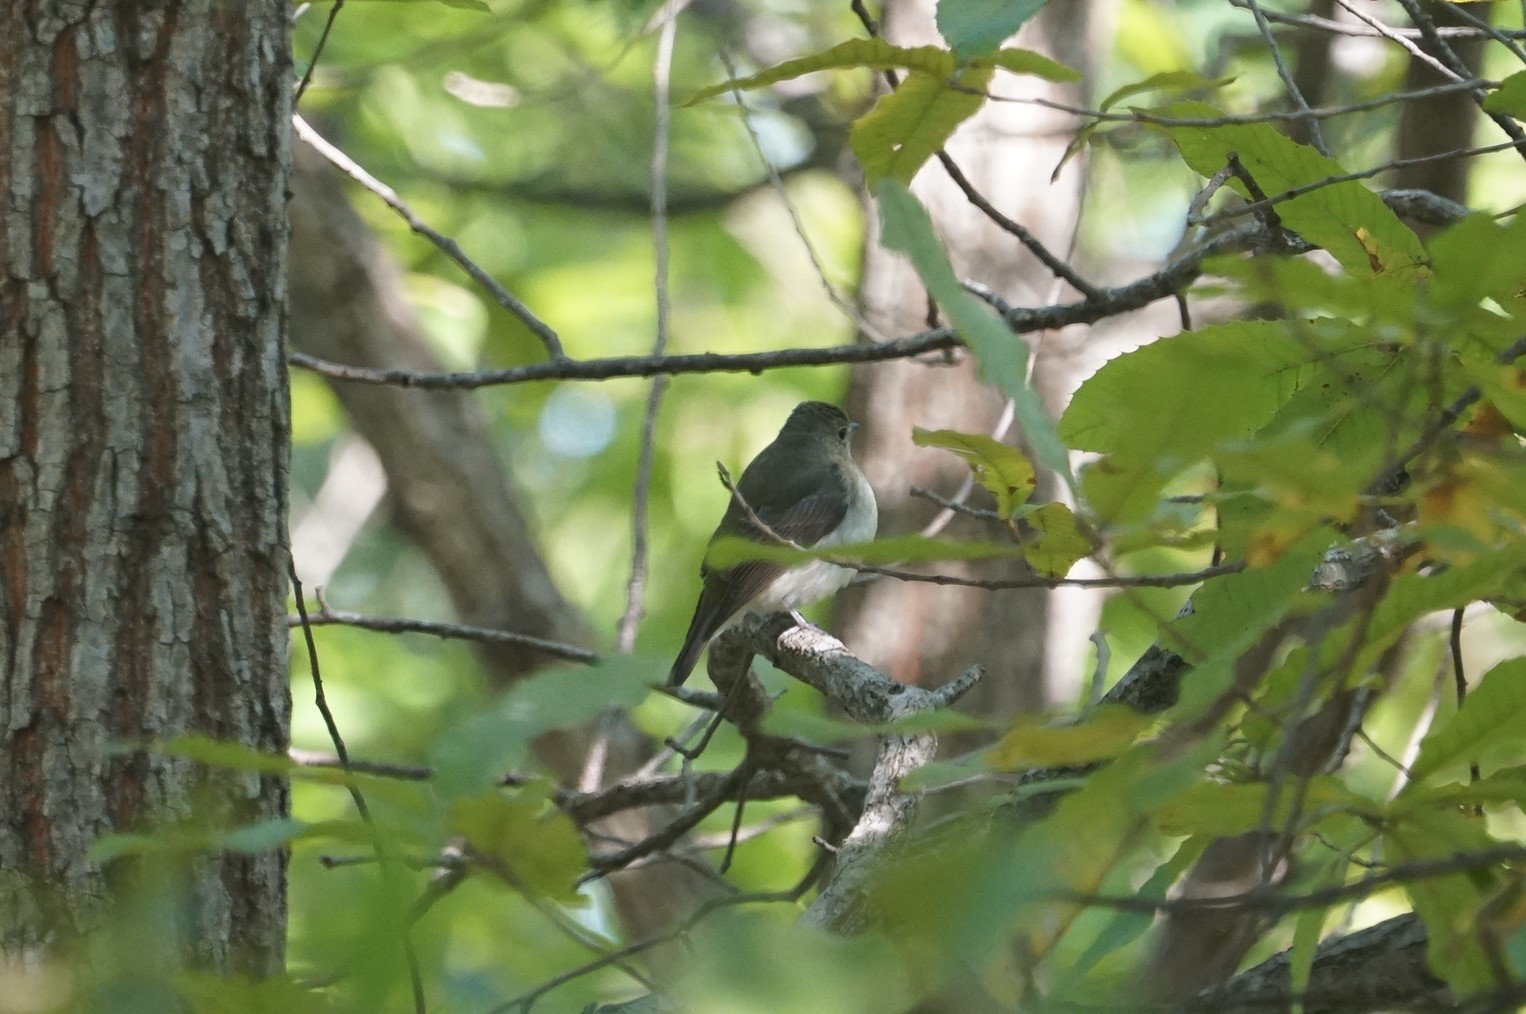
[{"x1": 668, "y1": 401, "x2": 878, "y2": 686}]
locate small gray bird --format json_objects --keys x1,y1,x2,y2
[{"x1": 668, "y1": 401, "x2": 878, "y2": 686}]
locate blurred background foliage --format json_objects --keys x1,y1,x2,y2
[{"x1": 267, "y1": 0, "x2": 1526, "y2": 1010}]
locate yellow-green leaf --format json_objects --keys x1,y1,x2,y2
[
  {"x1": 984, "y1": 705, "x2": 1152, "y2": 770},
  {"x1": 851, "y1": 66, "x2": 992, "y2": 184},
  {"x1": 1022, "y1": 502, "x2": 1093, "y2": 577},
  {"x1": 1408, "y1": 658, "x2": 1526, "y2": 785},
  {"x1": 685, "y1": 40, "x2": 956, "y2": 105},
  {"x1": 913, "y1": 427, "x2": 1036, "y2": 517},
  {"x1": 450, "y1": 792, "x2": 588, "y2": 902}
]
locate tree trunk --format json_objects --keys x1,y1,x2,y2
[
  {"x1": 0, "y1": 0, "x2": 291, "y2": 976},
  {"x1": 838, "y1": 0, "x2": 1095, "y2": 714}
]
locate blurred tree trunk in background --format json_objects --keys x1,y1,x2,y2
[
  {"x1": 0, "y1": 0, "x2": 291, "y2": 975},
  {"x1": 287, "y1": 142, "x2": 719, "y2": 945},
  {"x1": 838, "y1": 0, "x2": 1096, "y2": 713}
]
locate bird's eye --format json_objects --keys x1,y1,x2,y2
[{"x1": 838, "y1": 426, "x2": 850, "y2": 441}]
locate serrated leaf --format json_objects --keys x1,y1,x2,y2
[
  {"x1": 875, "y1": 179, "x2": 1074, "y2": 487},
  {"x1": 1484, "y1": 69, "x2": 1526, "y2": 118},
  {"x1": 450, "y1": 793, "x2": 588, "y2": 901},
  {"x1": 1409, "y1": 658, "x2": 1526, "y2": 784},
  {"x1": 1157, "y1": 101, "x2": 1426, "y2": 276},
  {"x1": 938, "y1": 0, "x2": 1048, "y2": 59},
  {"x1": 1098, "y1": 71, "x2": 1234, "y2": 112},
  {"x1": 1022, "y1": 502, "x2": 1093, "y2": 577},
  {"x1": 984, "y1": 705, "x2": 1152, "y2": 770},
  {"x1": 913, "y1": 426, "x2": 1036, "y2": 516},
  {"x1": 685, "y1": 40, "x2": 956, "y2": 105},
  {"x1": 852, "y1": 67, "x2": 992, "y2": 184},
  {"x1": 1062, "y1": 320, "x2": 1354, "y2": 521}
]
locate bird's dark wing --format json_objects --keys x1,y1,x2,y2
[{"x1": 668, "y1": 444, "x2": 851, "y2": 685}]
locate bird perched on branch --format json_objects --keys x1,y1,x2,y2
[{"x1": 668, "y1": 401, "x2": 877, "y2": 686}]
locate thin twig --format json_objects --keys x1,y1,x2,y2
[
  {"x1": 1226, "y1": 0, "x2": 1524, "y2": 40},
  {"x1": 289, "y1": 563, "x2": 427, "y2": 1014},
  {"x1": 292, "y1": 114, "x2": 566, "y2": 360},
  {"x1": 1201, "y1": 139, "x2": 1526, "y2": 229},
  {"x1": 289, "y1": 328, "x2": 960, "y2": 388},
  {"x1": 1242, "y1": 0, "x2": 1330, "y2": 155},
  {"x1": 721, "y1": 48, "x2": 888, "y2": 342},
  {"x1": 293, "y1": 0, "x2": 345, "y2": 105},
  {"x1": 617, "y1": 16, "x2": 679, "y2": 654},
  {"x1": 287, "y1": 603, "x2": 597, "y2": 663}
]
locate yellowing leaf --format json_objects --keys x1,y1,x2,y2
[
  {"x1": 1021, "y1": 502, "x2": 1093, "y2": 577},
  {"x1": 912, "y1": 426, "x2": 1036, "y2": 517},
  {"x1": 984, "y1": 705, "x2": 1152, "y2": 770}
]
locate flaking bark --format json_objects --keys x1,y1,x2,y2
[{"x1": 0, "y1": 0, "x2": 292, "y2": 974}]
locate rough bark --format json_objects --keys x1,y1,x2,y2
[
  {"x1": 286, "y1": 141, "x2": 719, "y2": 943},
  {"x1": 0, "y1": 0, "x2": 292, "y2": 974},
  {"x1": 837, "y1": 0, "x2": 1097, "y2": 715}
]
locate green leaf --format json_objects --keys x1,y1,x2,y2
[
  {"x1": 450, "y1": 791, "x2": 589, "y2": 902},
  {"x1": 685, "y1": 40, "x2": 957, "y2": 105},
  {"x1": 1059, "y1": 837, "x2": 1205, "y2": 986},
  {"x1": 937, "y1": 0, "x2": 1048, "y2": 60},
  {"x1": 1157, "y1": 101, "x2": 1426, "y2": 276},
  {"x1": 851, "y1": 67, "x2": 992, "y2": 184},
  {"x1": 88, "y1": 832, "x2": 161, "y2": 863},
  {"x1": 430, "y1": 660, "x2": 659, "y2": 798},
  {"x1": 1062, "y1": 320, "x2": 1357, "y2": 521},
  {"x1": 1408, "y1": 658, "x2": 1526, "y2": 784},
  {"x1": 913, "y1": 427, "x2": 1036, "y2": 517},
  {"x1": 1022, "y1": 502, "x2": 1093, "y2": 577},
  {"x1": 990, "y1": 47, "x2": 1081, "y2": 83},
  {"x1": 1483, "y1": 69, "x2": 1526, "y2": 118},
  {"x1": 875, "y1": 179, "x2": 1074, "y2": 486},
  {"x1": 1098, "y1": 71, "x2": 1234, "y2": 112},
  {"x1": 1168, "y1": 530, "x2": 1333, "y2": 720},
  {"x1": 1342, "y1": 547, "x2": 1526, "y2": 679},
  {"x1": 1389, "y1": 808, "x2": 1503, "y2": 996},
  {"x1": 764, "y1": 707, "x2": 987, "y2": 744},
  {"x1": 218, "y1": 818, "x2": 313, "y2": 854},
  {"x1": 985, "y1": 705, "x2": 1153, "y2": 770},
  {"x1": 1153, "y1": 777, "x2": 1370, "y2": 838},
  {"x1": 1428, "y1": 211, "x2": 1526, "y2": 311},
  {"x1": 151, "y1": 734, "x2": 296, "y2": 776},
  {"x1": 180, "y1": 972, "x2": 339, "y2": 1014}
]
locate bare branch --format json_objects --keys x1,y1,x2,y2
[
  {"x1": 287, "y1": 603, "x2": 598, "y2": 663},
  {"x1": 292, "y1": 114, "x2": 566, "y2": 360}
]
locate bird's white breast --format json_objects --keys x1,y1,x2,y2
[{"x1": 754, "y1": 465, "x2": 877, "y2": 612}]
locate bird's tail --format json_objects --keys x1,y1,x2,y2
[{"x1": 669, "y1": 596, "x2": 724, "y2": 686}]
